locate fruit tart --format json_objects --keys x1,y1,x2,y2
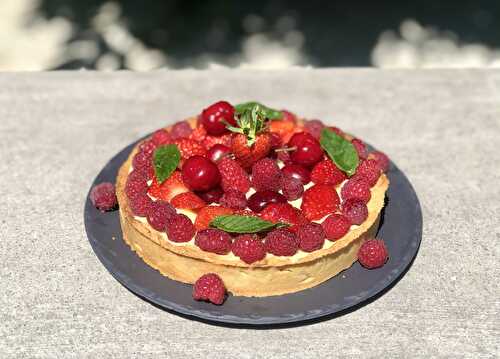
[{"x1": 115, "y1": 101, "x2": 390, "y2": 298}]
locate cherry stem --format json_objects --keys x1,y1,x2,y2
[{"x1": 274, "y1": 146, "x2": 297, "y2": 153}]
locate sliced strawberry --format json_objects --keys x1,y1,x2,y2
[
  {"x1": 269, "y1": 120, "x2": 295, "y2": 144},
  {"x1": 260, "y1": 203, "x2": 308, "y2": 228},
  {"x1": 194, "y1": 206, "x2": 234, "y2": 230},
  {"x1": 174, "y1": 138, "x2": 207, "y2": 160},
  {"x1": 301, "y1": 184, "x2": 340, "y2": 221},
  {"x1": 171, "y1": 191, "x2": 206, "y2": 210},
  {"x1": 311, "y1": 159, "x2": 347, "y2": 186},
  {"x1": 148, "y1": 171, "x2": 189, "y2": 202}
]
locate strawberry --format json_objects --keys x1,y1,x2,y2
[
  {"x1": 189, "y1": 125, "x2": 207, "y2": 143},
  {"x1": 311, "y1": 159, "x2": 347, "y2": 186},
  {"x1": 202, "y1": 133, "x2": 233, "y2": 149},
  {"x1": 231, "y1": 133, "x2": 271, "y2": 169},
  {"x1": 233, "y1": 209, "x2": 259, "y2": 218},
  {"x1": 217, "y1": 157, "x2": 251, "y2": 193},
  {"x1": 174, "y1": 138, "x2": 207, "y2": 160},
  {"x1": 148, "y1": 171, "x2": 189, "y2": 202},
  {"x1": 301, "y1": 184, "x2": 340, "y2": 221},
  {"x1": 269, "y1": 120, "x2": 295, "y2": 144},
  {"x1": 260, "y1": 203, "x2": 308, "y2": 229},
  {"x1": 171, "y1": 191, "x2": 206, "y2": 210},
  {"x1": 194, "y1": 206, "x2": 234, "y2": 230}
]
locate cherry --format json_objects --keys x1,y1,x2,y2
[
  {"x1": 248, "y1": 190, "x2": 287, "y2": 213},
  {"x1": 207, "y1": 144, "x2": 231, "y2": 163},
  {"x1": 181, "y1": 155, "x2": 221, "y2": 191},
  {"x1": 200, "y1": 101, "x2": 236, "y2": 136},
  {"x1": 281, "y1": 164, "x2": 311, "y2": 185},
  {"x1": 197, "y1": 187, "x2": 223, "y2": 204},
  {"x1": 288, "y1": 132, "x2": 323, "y2": 167}
]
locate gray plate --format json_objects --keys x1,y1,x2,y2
[{"x1": 84, "y1": 140, "x2": 422, "y2": 327}]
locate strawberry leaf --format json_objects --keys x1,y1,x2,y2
[
  {"x1": 320, "y1": 128, "x2": 359, "y2": 177},
  {"x1": 153, "y1": 144, "x2": 180, "y2": 183},
  {"x1": 234, "y1": 102, "x2": 283, "y2": 120},
  {"x1": 209, "y1": 215, "x2": 289, "y2": 233}
]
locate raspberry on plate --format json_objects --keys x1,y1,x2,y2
[
  {"x1": 232, "y1": 234, "x2": 266, "y2": 264},
  {"x1": 251, "y1": 157, "x2": 282, "y2": 192},
  {"x1": 322, "y1": 213, "x2": 351, "y2": 241},
  {"x1": 301, "y1": 184, "x2": 340, "y2": 221},
  {"x1": 165, "y1": 214, "x2": 195, "y2": 242},
  {"x1": 147, "y1": 200, "x2": 176, "y2": 231},
  {"x1": 368, "y1": 151, "x2": 390, "y2": 173},
  {"x1": 195, "y1": 229, "x2": 232, "y2": 254},
  {"x1": 311, "y1": 159, "x2": 346, "y2": 186},
  {"x1": 341, "y1": 177, "x2": 371, "y2": 203},
  {"x1": 342, "y1": 198, "x2": 368, "y2": 225},
  {"x1": 264, "y1": 228, "x2": 299, "y2": 257},
  {"x1": 358, "y1": 239, "x2": 388, "y2": 269},
  {"x1": 193, "y1": 273, "x2": 226, "y2": 305},
  {"x1": 296, "y1": 223, "x2": 326, "y2": 252},
  {"x1": 194, "y1": 206, "x2": 234, "y2": 230},
  {"x1": 219, "y1": 189, "x2": 247, "y2": 210},
  {"x1": 90, "y1": 182, "x2": 117, "y2": 212},
  {"x1": 217, "y1": 157, "x2": 251, "y2": 194}
]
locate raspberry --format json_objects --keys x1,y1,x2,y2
[
  {"x1": 132, "y1": 151, "x2": 153, "y2": 171},
  {"x1": 341, "y1": 177, "x2": 371, "y2": 203},
  {"x1": 358, "y1": 239, "x2": 388, "y2": 269},
  {"x1": 171, "y1": 191, "x2": 206, "y2": 210},
  {"x1": 202, "y1": 133, "x2": 233, "y2": 149},
  {"x1": 368, "y1": 151, "x2": 390, "y2": 173},
  {"x1": 301, "y1": 184, "x2": 340, "y2": 221},
  {"x1": 147, "y1": 200, "x2": 176, "y2": 231},
  {"x1": 217, "y1": 157, "x2": 251, "y2": 193},
  {"x1": 232, "y1": 234, "x2": 266, "y2": 264},
  {"x1": 280, "y1": 175, "x2": 303, "y2": 201},
  {"x1": 90, "y1": 182, "x2": 117, "y2": 211},
  {"x1": 304, "y1": 119, "x2": 325, "y2": 139},
  {"x1": 296, "y1": 223, "x2": 326, "y2": 252},
  {"x1": 151, "y1": 129, "x2": 172, "y2": 146},
  {"x1": 251, "y1": 158, "x2": 282, "y2": 192},
  {"x1": 194, "y1": 206, "x2": 234, "y2": 230},
  {"x1": 174, "y1": 138, "x2": 207, "y2": 160},
  {"x1": 170, "y1": 121, "x2": 192, "y2": 140},
  {"x1": 264, "y1": 229, "x2": 299, "y2": 256},
  {"x1": 351, "y1": 138, "x2": 368, "y2": 159},
  {"x1": 139, "y1": 140, "x2": 157, "y2": 158},
  {"x1": 125, "y1": 174, "x2": 148, "y2": 200},
  {"x1": 195, "y1": 229, "x2": 232, "y2": 254},
  {"x1": 129, "y1": 193, "x2": 153, "y2": 217},
  {"x1": 311, "y1": 159, "x2": 346, "y2": 186},
  {"x1": 189, "y1": 125, "x2": 207, "y2": 142},
  {"x1": 219, "y1": 189, "x2": 247, "y2": 210},
  {"x1": 342, "y1": 198, "x2": 368, "y2": 225},
  {"x1": 260, "y1": 203, "x2": 307, "y2": 227},
  {"x1": 322, "y1": 213, "x2": 351, "y2": 241},
  {"x1": 354, "y1": 159, "x2": 381, "y2": 186},
  {"x1": 192, "y1": 273, "x2": 226, "y2": 305},
  {"x1": 165, "y1": 214, "x2": 195, "y2": 242}
]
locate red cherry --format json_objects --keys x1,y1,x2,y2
[
  {"x1": 197, "y1": 187, "x2": 223, "y2": 204},
  {"x1": 248, "y1": 190, "x2": 287, "y2": 213},
  {"x1": 281, "y1": 164, "x2": 311, "y2": 185},
  {"x1": 288, "y1": 132, "x2": 323, "y2": 167},
  {"x1": 200, "y1": 101, "x2": 236, "y2": 136},
  {"x1": 181, "y1": 155, "x2": 221, "y2": 191},
  {"x1": 207, "y1": 144, "x2": 231, "y2": 163}
]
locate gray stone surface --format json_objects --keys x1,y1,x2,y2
[{"x1": 0, "y1": 69, "x2": 499, "y2": 358}]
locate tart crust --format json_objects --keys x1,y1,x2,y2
[{"x1": 116, "y1": 121, "x2": 389, "y2": 297}]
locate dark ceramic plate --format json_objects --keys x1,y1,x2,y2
[{"x1": 84, "y1": 140, "x2": 422, "y2": 327}]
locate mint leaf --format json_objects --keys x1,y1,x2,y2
[
  {"x1": 320, "y1": 128, "x2": 359, "y2": 177},
  {"x1": 234, "y1": 102, "x2": 283, "y2": 120},
  {"x1": 209, "y1": 215, "x2": 289, "y2": 233},
  {"x1": 153, "y1": 144, "x2": 180, "y2": 183}
]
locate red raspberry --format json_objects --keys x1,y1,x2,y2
[
  {"x1": 260, "y1": 203, "x2": 308, "y2": 227},
  {"x1": 232, "y1": 234, "x2": 266, "y2": 264},
  {"x1": 90, "y1": 182, "x2": 117, "y2": 211},
  {"x1": 280, "y1": 175, "x2": 304, "y2": 201},
  {"x1": 301, "y1": 184, "x2": 340, "y2": 221},
  {"x1": 195, "y1": 229, "x2": 232, "y2": 254},
  {"x1": 341, "y1": 177, "x2": 371, "y2": 203},
  {"x1": 132, "y1": 151, "x2": 153, "y2": 171},
  {"x1": 193, "y1": 273, "x2": 226, "y2": 305},
  {"x1": 342, "y1": 198, "x2": 368, "y2": 225},
  {"x1": 304, "y1": 119, "x2": 325, "y2": 139},
  {"x1": 217, "y1": 157, "x2": 251, "y2": 193},
  {"x1": 358, "y1": 239, "x2": 388, "y2": 269},
  {"x1": 151, "y1": 129, "x2": 172, "y2": 146},
  {"x1": 265, "y1": 229, "x2": 299, "y2": 256},
  {"x1": 322, "y1": 213, "x2": 351, "y2": 241},
  {"x1": 202, "y1": 133, "x2": 233, "y2": 149},
  {"x1": 125, "y1": 175, "x2": 148, "y2": 200},
  {"x1": 170, "y1": 121, "x2": 192, "y2": 140},
  {"x1": 171, "y1": 191, "x2": 206, "y2": 210},
  {"x1": 311, "y1": 159, "x2": 346, "y2": 186},
  {"x1": 368, "y1": 151, "x2": 390, "y2": 173},
  {"x1": 165, "y1": 214, "x2": 195, "y2": 242},
  {"x1": 194, "y1": 206, "x2": 234, "y2": 230},
  {"x1": 296, "y1": 223, "x2": 326, "y2": 252},
  {"x1": 351, "y1": 138, "x2": 368, "y2": 159},
  {"x1": 174, "y1": 138, "x2": 207, "y2": 160},
  {"x1": 189, "y1": 125, "x2": 207, "y2": 143},
  {"x1": 219, "y1": 189, "x2": 247, "y2": 210},
  {"x1": 129, "y1": 193, "x2": 153, "y2": 217},
  {"x1": 354, "y1": 159, "x2": 381, "y2": 186},
  {"x1": 139, "y1": 140, "x2": 157, "y2": 158},
  {"x1": 251, "y1": 158, "x2": 282, "y2": 192},
  {"x1": 146, "y1": 200, "x2": 176, "y2": 231}
]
